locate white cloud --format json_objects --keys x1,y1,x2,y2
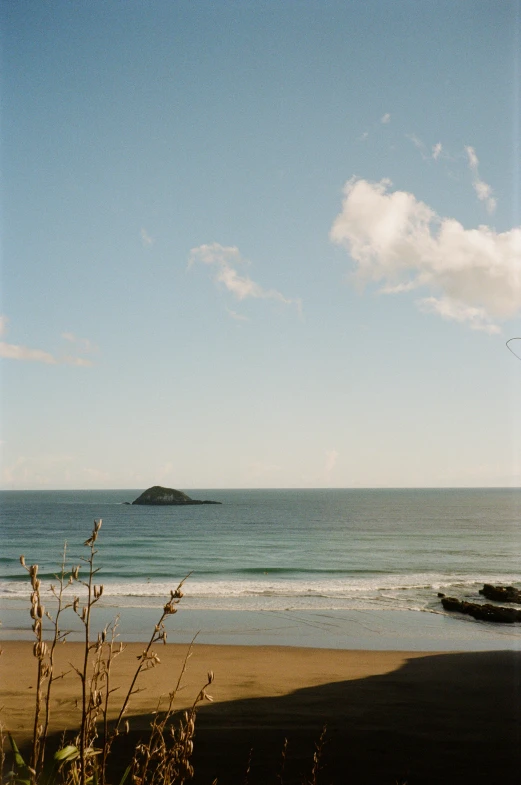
[
  {"x1": 465, "y1": 146, "x2": 479, "y2": 170},
  {"x1": 189, "y1": 242, "x2": 301, "y2": 312},
  {"x1": 432, "y1": 142, "x2": 443, "y2": 161},
  {"x1": 406, "y1": 133, "x2": 429, "y2": 160},
  {"x1": 408, "y1": 134, "x2": 444, "y2": 162},
  {"x1": 0, "y1": 316, "x2": 94, "y2": 366},
  {"x1": 464, "y1": 146, "x2": 496, "y2": 214},
  {"x1": 408, "y1": 139, "x2": 495, "y2": 210},
  {"x1": 61, "y1": 332, "x2": 97, "y2": 354},
  {"x1": 381, "y1": 113, "x2": 391, "y2": 124},
  {"x1": 330, "y1": 178, "x2": 521, "y2": 333},
  {"x1": 358, "y1": 131, "x2": 369, "y2": 141},
  {"x1": 417, "y1": 297, "x2": 500, "y2": 334},
  {"x1": 405, "y1": 134, "x2": 450, "y2": 161},
  {"x1": 0, "y1": 342, "x2": 58, "y2": 364},
  {"x1": 141, "y1": 228, "x2": 154, "y2": 247}
]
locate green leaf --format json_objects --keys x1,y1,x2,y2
[
  {"x1": 118, "y1": 764, "x2": 132, "y2": 785},
  {"x1": 54, "y1": 744, "x2": 80, "y2": 762},
  {"x1": 8, "y1": 734, "x2": 28, "y2": 771}
]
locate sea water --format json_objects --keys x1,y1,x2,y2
[{"x1": 1, "y1": 488, "x2": 521, "y2": 649}]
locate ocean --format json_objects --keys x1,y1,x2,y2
[{"x1": 1, "y1": 488, "x2": 521, "y2": 650}]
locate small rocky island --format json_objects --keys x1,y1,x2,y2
[{"x1": 131, "y1": 485, "x2": 221, "y2": 506}]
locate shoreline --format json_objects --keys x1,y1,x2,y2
[
  {"x1": 2, "y1": 640, "x2": 521, "y2": 783},
  {"x1": 1, "y1": 605, "x2": 520, "y2": 651}
]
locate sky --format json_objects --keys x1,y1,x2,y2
[{"x1": 1, "y1": 0, "x2": 521, "y2": 490}]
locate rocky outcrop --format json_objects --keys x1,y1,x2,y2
[
  {"x1": 441, "y1": 596, "x2": 521, "y2": 624},
  {"x1": 132, "y1": 486, "x2": 221, "y2": 505},
  {"x1": 479, "y1": 584, "x2": 521, "y2": 603}
]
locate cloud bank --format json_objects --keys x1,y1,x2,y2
[
  {"x1": 330, "y1": 178, "x2": 521, "y2": 333},
  {"x1": 189, "y1": 243, "x2": 301, "y2": 312}
]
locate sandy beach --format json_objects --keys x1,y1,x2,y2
[{"x1": 2, "y1": 640, "x2": 521, "y2": 784}]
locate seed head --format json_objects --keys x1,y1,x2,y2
[
  {"x1": 19, "y1": 555, "x2": 26, "y2": 567},
  {"x1": 29, "y1": 565, "x2": 39, "y2": 587},
  {"x1": 33, "y1": 641, "x2": 48, "y2": 660}
]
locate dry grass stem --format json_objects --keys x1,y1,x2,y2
[{"x1": 4, "y1": 519, "x2": 332, "y2": 785}]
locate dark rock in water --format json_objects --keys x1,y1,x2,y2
[
  {"x1": 437, "y1": 592, "x2": 445, "y2": 598},
  {"x1": 122, "y1": 502, "x2": 131, "y2": 505},
  {"x1": 479, "y1": 583, "x2": 521, "y2": 603},
  {"x1": 132, "y1": 485, "x2": 221, "y2": 506},
  {"x1": 441, "y1": 596, "x2": 521, "y2": 624}
]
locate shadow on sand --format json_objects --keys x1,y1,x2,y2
[{"x1": 34, "y1": 650, "x2": 521, "y2": 785}]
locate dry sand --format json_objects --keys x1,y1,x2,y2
[{"x1": 1, "y1": 641, "x2": 520, "y2": 784}]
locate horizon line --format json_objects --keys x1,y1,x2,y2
[{"x1": 1, "y1": 485, "x2": 521, "y2": 492}]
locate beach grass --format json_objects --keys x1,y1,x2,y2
[{"x1": 1, "y1": 520, "x2": 337, "y2": 785}]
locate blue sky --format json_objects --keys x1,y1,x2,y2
[{"x1": 2, "y1": 0, "x2": 521, "y2": 489}]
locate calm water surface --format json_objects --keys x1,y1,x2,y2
[{"x1": 2, "y1": 488, "x2": 520, "y2": 616}]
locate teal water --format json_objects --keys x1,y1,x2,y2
[{"x1": 1, "y1": 488, "x2": 520, "y2": 648}]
